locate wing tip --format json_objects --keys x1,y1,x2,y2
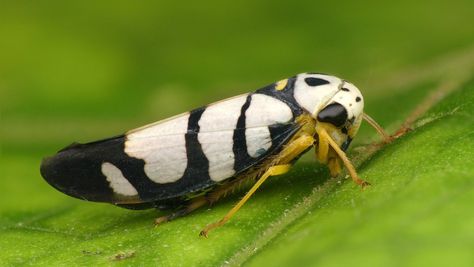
[
  {"x1": 39, "y1": 147, "x2": 110, "y2": 202},
  {"x1": 40, "y1": 155, "x2": 59, "y2": 187}
]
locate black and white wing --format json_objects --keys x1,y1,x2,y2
[{"x1": 41, "y1": 84, "x2": 305, "y2": 206}]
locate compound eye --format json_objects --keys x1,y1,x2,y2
[{"x1": 317, "y1": 103, "x2": 348, "y2": 127}]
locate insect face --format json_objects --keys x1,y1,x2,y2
[
  {"x1": 292, "y1": 73, "x2": 364, "y2": 150},
  {"x1": 316, "y1": 81, "x2": 364, "y2": 150}
]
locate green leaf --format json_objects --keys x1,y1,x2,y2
[
  {"x1": 2, "y1": 2, "x2": 474, "y2": 266},
  {"x1": 2, "y1": 76, "x2": 473, "y2": 267}
]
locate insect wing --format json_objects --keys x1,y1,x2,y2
[{"x1": 41, "y1": 92, "x2": 301, "y2": 205}]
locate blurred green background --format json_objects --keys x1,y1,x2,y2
[
  {"x1": 1, "y1": 0, "x2": 474, "y2": 266},
  {"x1": 2, "y1": 0, "x2": 474, "y2": 148}
]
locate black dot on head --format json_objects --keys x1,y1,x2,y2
[
  {"x1": 304, "y1": 77, "x2": 330, "y2": 87},
  {"x1": 341, "y1": 87, "x2": 350, "y2": 92},
  {"x1": 356, "y1": 97, "x2": 361, "y2": 102}
]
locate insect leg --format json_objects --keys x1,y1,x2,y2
[
  {"x1": 362, "y1": 113, "x2": 392, "y2": 143},
  {"x1": 155, "y1": 197, "x2": 208, "y2": 225},
  {"x1": 200, "y1": 134, "x2": 315, "y2": 237},
  {"x1": 327, "y1": 149, "x2": 342, "y2": 177},
  {"x1": 199, "y1": 164, "x2": 291, "y2": 237},
  {"x1": 316, "y1": 131, "x2": 329, "y2": 164},
  {"x1": 315, "y1": 127, "x2": 341, "y2": 177},
  {"x1": 316, "y1": 125, "x2": 369, "y2": 187}
]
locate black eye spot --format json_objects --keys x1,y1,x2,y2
[
  {"x1": 317, "y1": 103, "x2": 348, "y2": 127},
  {"x1": 356, "y1": 97, "x2": 361, "y2": 102},
  {"x1": 341, "y1": 87, "x2": 350, "y2": 92},
  {"x1": 304, "y1": 77, "x2": 330, "y2": 87}
]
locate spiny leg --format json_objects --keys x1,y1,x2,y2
[
  {"x1": 200, "y1": 134, "x2": 315, "y2": 237},
  {"x1": 199, "y1": 164, "x2": 291, "y2": 237},
  {"x1": 155, "y1": 173, "x2": 265, "y2": 226},
  {"x1": 316, "y1": 126, "x2": 370, "y2": 187},
  {"x1": 206, "y1": 174, "x2": 257, "y2": 205},
  {"x1": 155, "y1": 197, "x2": 208, "y2": 225}
]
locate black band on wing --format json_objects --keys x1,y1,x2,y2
[
  {"x1": 232, "y1": 93, "x2": 302, "y2": 174},
  {"x1": 41, "y1": 107, "x2": 217, "y2": 204},
  {"x1": 132, "y1": 107, "x2": 215, "y2": 200},
  {"x1": 233, "y1": 94, "x2": 253, "y2": 172},
  {"x1": 41, "y1": 85, "x2": 305, "y2": 206}
]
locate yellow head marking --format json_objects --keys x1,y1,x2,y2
[{"x1": 275, "y1": 79, "x2": 288, "y2": 91}]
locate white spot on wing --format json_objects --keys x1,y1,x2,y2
[
  {"x1": 246, "y1": 127, "x2": 272, "y2": 158},
  {"x1": 245, "y1": 94, "x2": 293, "y2": 127},
  {"x1": 101, "y1": 162, "x2": 138, "y2": 196},
  {"x1": 125, "y1": 113, "x2": 189, "y2": 184},
  {"x1": 199, "y1": 95, "x2": 248, "y2": 131},
  {"x1": 198, "y1": 95, "x2": 248, "y2": 181},
  {"x1": 243, "y1": 94, "x2": 292, "y2": 159}
]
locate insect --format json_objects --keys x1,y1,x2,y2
[{"x1": 40, "y1": 73, "x2": 389, "y2": 237}]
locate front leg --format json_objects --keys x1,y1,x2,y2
[
  {"x1": 316, "y1": 125, "x2": 370, "y2": 187},
  {"x1": 315, "y1": 127, "x2": 341, "y2": 177}
]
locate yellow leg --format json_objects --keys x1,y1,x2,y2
[
  {"x1": 315, "y1": 125, "x2": 340, "y2": 177},
  {"x1": 199, "y1": 134, "x2": 315, "y2": 237},
  {"x1": 316, "y1": 126, "x2": 370, "y2": 187},
  {"x1": 362, "y1": 113, "x2": 392, "y2": 143},
  {"x1": 277, "y1": 135, "x2": 315, "y2": 164},
  {"x1": 199, "y1": 164, "x2": 291, "y2": 237},
  {"x1": 316, "y1": 132, "x2": 329, "y2": 164},
  {"x1": 327, "y1": 150, "x2": 342, "y2": 177}
]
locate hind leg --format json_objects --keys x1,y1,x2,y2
[
  {"x1": 200, "y1": 135, "x2": 315, "y2": 237},
  {"x1": 154, "y1": 172, "x2": 266, "y2": 225},
  {"x1": 199, "y1": 164, "x2": 292, "y2": 237}
]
